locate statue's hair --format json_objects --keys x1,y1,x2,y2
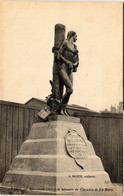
[{"x1": 67, "y1": 31, "x2": 76, "y2": 40}]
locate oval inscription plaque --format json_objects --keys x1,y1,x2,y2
[{"x1": 65, "y1": 129, "x2": 87, "y2": 168}]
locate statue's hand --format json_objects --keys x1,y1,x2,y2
[
  {"x1": 68, "y1": 62, "x2": 73, "y2": 69},
  {"x1": 73, "y1": 61, "x2": 79, "y2": 67},
  {"x1": 73, "y1": 61, "x2": 79, "y2": 72}
]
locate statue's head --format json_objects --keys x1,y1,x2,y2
[{"x1": 67, "y1": 31, "x2": 77, "y2": 42}]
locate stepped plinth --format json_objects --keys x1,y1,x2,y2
[{"x1": 2, "y1": 115, "x2": 113, "y2": 195}]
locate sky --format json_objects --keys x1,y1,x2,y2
[{"x1": 0, "y1": 1, "x2": 123, "y2": 112}]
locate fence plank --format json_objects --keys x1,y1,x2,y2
[
  {"x1": 29, "y1": 109, "x2": 35, "y2": 132},
  {"x1": 85, "y1": 116, "x2": 91, "y2": 140},
  {"x1": 89, "y1": 117, "x2": 97, "y2": 150},
  {"x1": 95, "y1": 117, "x2": 100, "y2": 157},
  {"x1": 100, "y1": 118, "x2": 106, "y2": 167},
  {"x1": 0, "y1": 105, "x2": 2, "y2": 181},
  {"x1": 12, "y1": 106, "x2": 19, "y2": 159},
  {"x1": 18, "y1": 107, "x2": 24, "y2": 153},
  {"x1": 114, "y1": 119, "x2": 119, "y2": 182},
  {"x1": 34, "y1": 110, "x2": 39, "y2": 123},
  {"x1": 23, "y1": 108, "x2": 30, "y2": 141},
  {"x1": 107, "y1": 118, "x2": 113, "y2": 182},
  {"x1": 5, "y1": 106, "x2": 13, "y2": 172},
  {"x1": 103, "y1": 118, "x2": 108, "y2": 171},
  {"x1": 1, "y1": 105, "x2": 7, "y2": 181},
  {"x1": 118, "y1": 119, "x2": 123, "y2": 182}
]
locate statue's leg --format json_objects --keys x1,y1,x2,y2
[
  {"x1": 59, "y1": 65, "x2": 73, "y2": 115},
  {"x1": 59, "y1": 65, "x2": 73, "y2": 91},
  {"x1": 59, "y1": 76, "x2": 64, "y2": 100},
  {"x1": 61, "y1": 71, "x2": 73, "y2": 105}
]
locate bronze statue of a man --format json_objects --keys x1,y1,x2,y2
[
  {"x1": 56, "y1": 31, "x2": 79, "y2": 115},
  {"x1": 39, "y1": 25, "x2": 79, "y2": 119},
  {"x1": 47, "y1": 28, "x2": 79, "y2": 116}
]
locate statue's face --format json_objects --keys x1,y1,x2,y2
[{"x1": 73, "y1": 34, "x2": 77, "y2": 42}]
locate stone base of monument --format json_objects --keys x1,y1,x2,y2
[{"x1": 2, "y1": 115, "x2": 114, "y2": 195}]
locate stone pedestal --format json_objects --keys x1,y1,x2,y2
[{"x1": 2, "y1": 115, "x2": 112, "y2": 194}]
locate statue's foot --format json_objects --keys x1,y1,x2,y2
[
  {"x1": 63, "y1": 109, "x2": 70, "y2": 116},
  {"x1": 59, "y1": 109, "x2": 65, "y2": 115},
  {"x1": 59, "y1": 109, "x2": 69, "y2": 116}
]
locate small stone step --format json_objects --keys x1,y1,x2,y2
[
  {"x1": 28, "y1": 121, "x2": 86, "y2": 140},
  {"x1": 19, "y1": 138, "x2": 95, "y2": 156},
  {"x1": 10, "y1": 154, "x2": 104, "y2": 172},
  {"x1": 19, "y1": 138, "x2": 66, "y2": 155},
  {"x1": 2, "y1": 170, "x2": 111, "y2": 190},
  {"x1": 48, "y1": 115, "x2": 80, "y2": 123}
]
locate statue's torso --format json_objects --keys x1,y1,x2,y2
[{"x1": 60, "y1": 41, "x2": 79, "y2": 64}]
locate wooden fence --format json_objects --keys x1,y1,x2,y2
[
  {"x1": 0, "y1": 101, "x2": 41, "y2": 182},
  {"x1": 0, "y1": 101, "x2": 123, "y2": 183},
  {"x1": 75, "y1": 112, "x2": 123, "y2": 183}
]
